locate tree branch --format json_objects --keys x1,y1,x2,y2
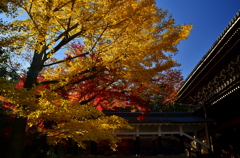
[
  {"x1": 53, "y1": 0, "x2": 73, "y2": 12},
  {"x1": 51, "y1": 23, "x2": 79, "y2": 47},
  {"x1": 38, "y1": 67, "x2": 96, "y2": 85},
  {"x1": 44, "y1": 29, "x2": 84, "y2": 60},
  {"x1": 52, "y1": 73, "x2": 98, "y2": 92},
  {"x1": 66, "y1": 0, "x2": 76, "y2": 34},
  {"x1": 89, "y1": 24, "x2": 109, "y2": 53},
  {"x1": 24, "y1": 2, "x2": 45, "y2": 39},
  {"x1": 43, "y1": 52, "x2": 89, "y2": 67}
]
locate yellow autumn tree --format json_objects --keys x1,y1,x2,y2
[{"x1": 0, "y1": 0, "x2": 192, "y2": 157}]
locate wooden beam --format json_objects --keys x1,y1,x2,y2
[{"x1": 182, "y1": 132, "x2": 209, "y2": 149}]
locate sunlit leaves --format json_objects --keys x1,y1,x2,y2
[{"x1": 1, "y1": 0, "x2": 191, "y2": 150}]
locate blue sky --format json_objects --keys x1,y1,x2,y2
[{"x1": 156, "y1": 0, "x2": 240, "y2": 79}]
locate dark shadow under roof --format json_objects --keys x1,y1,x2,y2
[{"x1": 104, "y1": 112, "x2": 214, "y2": 124}]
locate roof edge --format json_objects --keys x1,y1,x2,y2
[{"x1": 178, "y1": 12, "x2": 240, "y2": 98}]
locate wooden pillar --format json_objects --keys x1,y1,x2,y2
[
  {"x1": 152, "y1": 138, "x2": 157, "y2": 155},
  {"x1": 179, "y1": 125, "x2": 185, "y2": 155},
  {"x1": 158, "y1": 125, "x2": 163, "y2": 156},
  {"x1": 195, "y1": 131, "x2": 202, "y2": 156},
  {"x1": 179, "y1": 135, "x2": 185, "y2": 155},
  {"x1": 202, "y1": 103, "x2": 212, "y2": 155},
  {"x1": 158, "y1": 136, "x2": 163, "y2": 156},
  {"x1": 134, "y1": 136, "x2": 140, "y2": 156},
  {"x1": 171, "y1": 135, "x2": 175, "y2": 155},
  {"x1": 134, "y1": 125, "x2": 140, "y2": 156},
  {"x1": 198, "y1": 138, "x2": 202, "y2": 155}
]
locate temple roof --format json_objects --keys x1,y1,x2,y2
[
  {"x1": 177, "y1": 12, "x2": 240, "y2": 104},
  {"x1": 105, "y1": 112, "x2": 214, "y2": 124}
]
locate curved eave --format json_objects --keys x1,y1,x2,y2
[{"x1": 177, "y1": 12, "x2": 240, "y2": 104}]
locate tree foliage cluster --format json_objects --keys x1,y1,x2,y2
[{"x1": 0, "y1": 0, "x2": 192, "y2": 157}]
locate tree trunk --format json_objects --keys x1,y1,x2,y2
[
  {"x1": 4, "y1": 50, "x2": 45, "y2": 158},
  {"x1": 4, "y1": 117, "x2": 27, "y2": 158}
]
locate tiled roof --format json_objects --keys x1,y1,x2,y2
[{"x1": 104, "y1": 112, "x2": 214, "y2": 124}]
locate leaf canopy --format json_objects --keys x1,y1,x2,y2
[{"x1": 0, "y1": 0, "x2": 192, "y2": 150}]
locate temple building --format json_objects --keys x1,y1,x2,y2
[
  {"x1": 50, "y1": 12, "x2": 240, "y2": 158},
  {"x1": 177, "y1": 12, "x2": 240, "y2": 157},
  {"x1": 54, "y1": 112, "x2": 213, "y2": 157}
]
